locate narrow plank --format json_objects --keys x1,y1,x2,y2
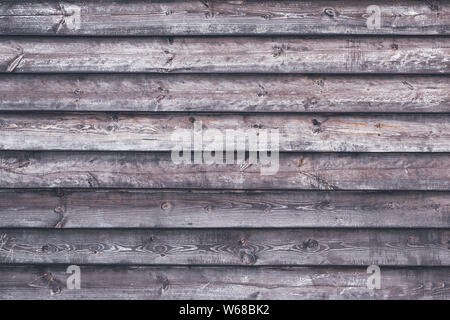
[
  {"x1": 1, "y1": 189, "x2": 448, "y2": 228},
  {"x1": 0, "y1": 229, "x2": 447, "y2": 266},
  {"x1": 1, "y1": 36, "x2": 448, "y2": 73},
  {"x1": 1, "y1": 74, "x2": 449, "y2": 112},
  {"x1": 0, "y1": 113, "x2": 449, "y2": 152},
  {"x1": 0, "y1": 151, "x2": 449, "y2": 190},
  {"x1": 1, "y1": 1, "x2": 449, "y2": 36},
  {"x1": 0, "y1": 265, "x2": 448, "y2": 300}
]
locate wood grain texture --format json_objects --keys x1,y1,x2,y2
[
  {"x1": 1, "y1": 151, "x2": 450, "y2": 190},
  {"x1": 0, "y1": 189, "x2": 448, "y2": 228},
  {"x1": 1, "y1": 36, "x2": 449, "y2": 73},
  {"x1": 1, "y1": 74, "x2": 449, "y2": 112},
  {"x1": 0, "y1": 265, "x2": 448, "y2": 300},
  {"x1": 0, "y1": 112, "x2": 449, "y2": 152},
  {"x1": 0, "y1": 0, "x2": 449, "y2": 36},
  {"x1": 0, "y1": 229, "x2": 448, "y2": 266},
  {"x1": 1, "y1": 0, "x2": 449, "y2": 303}
]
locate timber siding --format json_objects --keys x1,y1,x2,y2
[{"x1": 0, "y1": 0, "x2": 449, "y2": 300}]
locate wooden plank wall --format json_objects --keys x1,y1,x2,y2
[{"x1": 0, "y1": 0, "x2": 449, "y2": 300}]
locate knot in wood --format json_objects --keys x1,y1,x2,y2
[
  {"x1": 54, "y1": 206, "x2": 64, "y2": 214},
  {"x1": 312, "y1": 119, "x2": 322, "y2": 133},
  {"x1": 161, "y1": 202, "x2": 172, "y2": 211},
  {"x1": 302, "y1": 238, "x2": 319, "y2": 251},
  {"x1": 41, "y1": 244, "x2": 56, "y2": 253},
  {"x1": 323, "y1": 8, "x2": 337, "y2": 18},
  {"x1": 51, "y1": 285, "x2": 62, "y2": 295}
]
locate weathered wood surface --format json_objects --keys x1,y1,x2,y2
[
  {"x1": 0, "y1": 229, "x2": 448, "y2": 266},
  {"x1": 1, "y1": 74, "x2": 449, "y2": 113},
  {"x1": 1, "y1": 36, "x2": 449, "y2": 73},
  {"x1": 1, "y1": 152, "x2": 449, "y2": 190},
  {"x1": 1, "y1": 189, "x2": 448, "y2": 228},
  {"x1": 1, "y1": 151, "x2": 450, "y2": 190},
  {"x1": 1, "y1": 1, "x2": 449, "y2": 36},
  {"x1": 1, "y1": 1, "x2": 449, "y2": 302},
  {"x1": 0, "y1": 265, "x2": 448, "y2": 300},
  {"x1": 0, "y1": 113, "x2": 449, "y2": 152}
]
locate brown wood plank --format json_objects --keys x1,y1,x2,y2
[
  {"x1": 1, "y1": 189, "x2": 448, "y2": 228},
  {"x1": 0, "y1": 229, "x2": 448, "y2": 266},
  {"x1": 1, "y1": 1, "x2": 449, "y2": 36},
  {"x1": 0, "y1": 265, "x2": 448, "y2": 300},
  {"x1": 0, "y1": 74, "x2": 449, "y2": 113},
  {"x1": 1, "y1": 36, "x2": 449, "y2": 74},
  {"x1": 0, "y1": 113, "x2": 449, "y2": 152},
  {"x1": 0, "y1": 151, "x2": 449, "y2": 190}
]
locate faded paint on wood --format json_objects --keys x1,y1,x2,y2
[
  {"x1": 0, "y1": 152, "x2": 450, "y2": 190},
  {"x1": 0, "y1": 189, "x2": 448, "y2": 228},
  {"x1": 0, "y1": 265, "x2": 448, "y2": 300},
  {"x1": 0, "y1": 229, "x2": 448, "y2": 266},
  {"x1": 1, "y1": 36, "x2": 449, "y2": 73},
  {"x1": 0, "y1": 74, "x2": 449, "y2": 113},
  {"x1": 0, "y1": 113, "x2": 449, "y2": 152}
]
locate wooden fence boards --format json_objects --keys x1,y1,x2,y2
[
  {"x1": 1, "y1": 1, "x2": 449, "y2": 36},
  {"x1": 1, "y1": 36, "x2": 449, "y2": 74},
  {"x1": 1, "y1": 1, "x2": 449, "y2": 300},
  {"x1": 0, "y1": 189, "x2": 448, "y2": 228},
  {"x1": 0, "y1": 228, "x2": 448, "y2": 266},
  {"x1": 1, "y1": 151, "x2": 450, "y2": 190},
  {"x1": 0, "y1": 113, "x2": 449, "y2": 152},
  {"x1": 0, "y1": 265, "x2": 448, "y2": 300},
  {"x1": 1, "y1": 74, "x2": 449, "y2": 113}
]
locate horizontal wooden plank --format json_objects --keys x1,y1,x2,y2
[
  {"x1": 1, "y1": 151, "x2": 449, "y2": 190},
  {"x1": 1, "y1": 36, "x2": 449, "y2": 73},
  {"x1": 0, "y1": 265, "x2": 448, "y2": 300},
  {"x1": 1, "y1": 189, "x2": 448, "y2": 228},
  {"x1": 1, "y1": 74, "x2": 449, "y2": 112},
  {"x1": 0, "y1": 229, "x2": 448, "y2": 266},
  {"x1": 0, "y1": 1, "x2": 449, "y2": 36},
  {"x1": 0, "y1": 113, "x2": 449, "y2": 152}
]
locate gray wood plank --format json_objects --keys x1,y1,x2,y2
[
  {"x1": 0, "y1": 189, "x2": 449, "y2": 228},
  {"x1": 1, "y1": 74, "x2": 449, "y2": 113},
  {"x1": 0, "y1": 1, "x2": 449, "y2": 36},
  {"x1": 1, "y1": 151, "x2": 449, "y2": 190},
  {"x1": 1, "y1": 36, "x2": 449, "y2": 73},
  {"x1": 0, "y1": 113, "x2": 449, "y2": 152},
  {"x1": 0, "y1": 229, "x2": 448, "y2": 266},
  {"x1": 0, "y1": 265, "x2": 448, "y2": 300}
]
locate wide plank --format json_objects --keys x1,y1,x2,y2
[
  {"x1": 0, "y1": 229, "x2": 448, "y2": 266},
  {"x1": 0, "y1": 151, "x2": 449, "y2": 190},
  {"x1": 1, "y1": 74, "x2": 449, "y2": 112},
  {"x1": 0, "y1": 113, "x2": 449, "y2": 152},
  {"x1": 0, "y1": 265, "x2": 448, "y2": 300},
  {"x1": 0, "y1": 0, "x2": 448, "y2": 36},
  {"x1": 0, "y1": 189, "x2": 448, "y2": 228},
  {"x1": 1, "y1": 36, "x2": 449, "y2": 73}
]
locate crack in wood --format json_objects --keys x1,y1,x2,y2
[
  {"x1": 28, "y1": 272, "x2": 63, "y2": 294},
  {"x1": 423, "y1": 0, "x2": 439, "y2": 11},
  {"x1": 86, "y1": 172, "x2": 100, "y2": 188},
  {"x1": 297, "y1": 171, "x2": 339, "y2": 190},
  {"x1": 6, "y1": 54, "x2": 24, "y2": 73}
]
